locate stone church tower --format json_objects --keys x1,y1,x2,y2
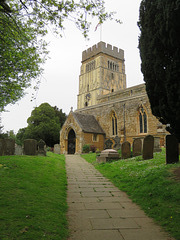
[
  {"x1": 77, "y1": 42, "x2": 126, "y2": 109},
  {"x1": 60, "y1": 42, "x2": 167, "y2": 154}
]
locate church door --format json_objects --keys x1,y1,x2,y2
[{"x1": 68, "y1": 129, "x2": 76, "y2": 154}]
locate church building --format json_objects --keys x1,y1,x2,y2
[{"x1": 60, "y1": 42, "x2": 166, "y2": 154}]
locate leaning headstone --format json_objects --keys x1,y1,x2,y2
[
  {"x1": 24, "y1": 139, "x2": 37, "y2": 155},
  {"x1": 113, "y1": 136, "x2": 121, "y2": 150},
  {"x1": 166, "y1": 135, "x2": 179, "y2": 164},
  {"x1": 154, "y1": 137, "x2": 162, "y2": 152},
  {"x1": 97, "y1": 149, "x2": 120, "y2": 163},
  {"x1": 37, "y1": 139, "x2": 46, "y2": 156},
  {"x1": 104, "y1": 139, "x2": 113, "y2": 149},
  {"x1": 143, "y1": 135, "x2": 154, "y2": 160},
  {"x1": 54, "y1": 144, "x2": 60, "y2": 154},
  {"x1": 15, "y1": 144, "x2": 23, "y2": 155},
  {"x1": 121, "y1": 141, "x2": 131, "y2": 159},
  {"x1": 132, "y1": 138, "x2": 142, "y2": 157}
]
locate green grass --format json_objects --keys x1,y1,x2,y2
[
  {"x1": 0, "y1": 152, "x2": 68, "y2": 240},
  {"x1": 82, "y1": 150, "x2": 180, "y2": 240}
]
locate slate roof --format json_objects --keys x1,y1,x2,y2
[{"x1": 73, "y1": 112, "x2": 105, "y2": 134}]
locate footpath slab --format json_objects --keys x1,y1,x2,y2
[{"x1": 66, "y1": 155, "x2": 174, "y2": 240}]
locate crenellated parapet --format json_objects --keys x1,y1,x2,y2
[{"x1": 82, "y1": 41, "x2": 124, "y2": 62}]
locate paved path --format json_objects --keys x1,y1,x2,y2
[{"x1": 66, "y1": 155, "x2": 174, "y2": 240}]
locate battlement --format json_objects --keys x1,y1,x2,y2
[{"x1": 82, "y1": 41, "x2": 124, "y2": 62}]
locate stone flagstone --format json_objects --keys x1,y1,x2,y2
[{"x1": 66, "y1": 155, "x2": 175, "y2": 240}]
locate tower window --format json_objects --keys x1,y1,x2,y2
[
  {"x1": 86, "y1": 60, "x2": 96, "y2": 72},
  {"x1": 108, "y1": 60, "x2": 119, "y2": 72}
]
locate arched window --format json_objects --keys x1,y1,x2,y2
[
  {"x1": 112, "y1": 112, "x2": 118, "y2": 135},
  {"x1": 139, "y1": 106, "x2": 147, "y2": 133}
]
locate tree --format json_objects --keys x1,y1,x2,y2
[
  {"x1": 0, "y1": 0, "x2": 119, "y2": 111},
  {"x1": 53, "y1": 106, "x2": 67, "y2": 127},
  {"x1": 16, "y1": 127, "x2": 27, "y2": 145},
  {"x1": 138, "y1": 0, "x2": 180, "y2": 142},
  {"x1": 0, "y1": 11, "x2": 47, "y2": 111},
  {"x1": 23, "y1": 103, "x2": 65, "y2": 146}
]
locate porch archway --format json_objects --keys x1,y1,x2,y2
[{"x1": 68, "y1": 129, "x2": 76, "y2": 154}]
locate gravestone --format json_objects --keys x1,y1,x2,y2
[
  {"x1": 154, "y1": 137, "x2": 162, "y2": 152},
  {"x1": 15, "y1": 144, "x2": 23, "y2": 155},
  {"x1": 97, "y1": 149, "x2": 120, "y2": 163},
  {"x1": 113, "y1": 136, "x2": 121, "y2": 150},
  {"x1": 54, "y1": 144, "x2": 60, "y2": 154},
  {"x1": 143, "y1": 135, "x2": 154, "y2": 160},
  {"x1": 0, "y1": 139, "x2": 5, "y2": 156},
  {"x1": 104, "y1": 139, "x2": 113, "y2": 149},
  {"x1": 24, "y1": 139, "x2": 37, "y2": 155},
  {"x1": 132, "y1": 138, "x2": 142, "y2": 157},
  {"x1": 0, "y1": 139, "x2": 15, "y2": 156},
  {"x1": 37, "y1": 139, "x2": 46, "y2": 156},
  {"x1": 166, "y1": 135, "x2": 179, "y2": 164},
  {"x1": 5, "y1": 139, "x2": 15, "y2": 155},
  {"x1": 121, "y1": 141, "x2": 131, "y2": 159}
]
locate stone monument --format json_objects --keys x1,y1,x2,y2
[
  {"x1": 132, "y1": 138, "x2": 142, "y2": 157},
  {"x1": 24, "y1": 139, "x2": 37, "y2": 155},
  {"x1": 97, "y1": 149, "x2": 120, "y2": 163},
  {"x1": 143, "y1": 135, "x2": 154, "y2": 160},
  {"x1": 121, "y1": 141, "x2": 131, "y2": 159},
  {"x1": 37, "y1": 139, "x2": 46, "y2": 156}
]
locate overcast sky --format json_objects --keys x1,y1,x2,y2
[{"x1": 1, "y1": 0, "x2": 143, "y2": 133}]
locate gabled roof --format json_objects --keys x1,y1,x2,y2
[{"x1": 73, "y1": 112, "x2": 105, "y2": 134}]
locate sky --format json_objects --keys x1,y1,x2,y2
[{"x1": 1, "y1": 0, "x2": 143, "y2": 133}]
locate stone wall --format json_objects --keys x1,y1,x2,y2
[
  {"x1": 78, "y1": 42, "x2": 126, "y2": 110},
  {"x1": 82, "y1": 41, "x2": 124, "y2": 62},
  {"x1": 83, "y1": 133, "x2": 105, "y2": 151},
  {"x1": 76, "y1": 84, "x2": 167, "y2": 145},
  {"x1": 60, "y1": 111, "x2": 105, "y2": 154},
  {"x1": 60, "y1": 112, "x2": 83, "y2": 154}
]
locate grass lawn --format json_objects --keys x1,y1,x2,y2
[
  {"x1": 0, "y1": 152, "x2": 68, "y2": 240},
  {"x1": 82, "y1": 149, "x2": 180, "y2": 240}
]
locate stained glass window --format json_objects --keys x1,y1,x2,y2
[
  {"x1": 139, "y1": 112, "x2": 143, "y2": 133},
  {"x1": 112, "y1": 112, "x2": 117, "y2": 135},
  {"x1": 143, "y1": 112, "x2": 147, "y2": 133},
  {"x1": 139, "y1": 106, "x2": 147, "y2": 133}
]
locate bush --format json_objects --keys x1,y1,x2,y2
[
  {"x1": 90, "y1": 145, "x2": 97, "y2": 153},
  {"x1": 82, "y1": 144, "x2": 90, "y2": 153}
]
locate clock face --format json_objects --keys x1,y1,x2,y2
[{"x1": 86, "y1": 93, "x2": 91, "y2": 100}]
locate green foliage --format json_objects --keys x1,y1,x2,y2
[
  {"x1": 0, "y1": 10, "x2": 47, "y2": 111},
  {"x1": 82, "y1": 150, "x2": 180, "y2": 239},
  {"x1": 53, "y1": 106, "x2": 67, "y2": 127},
  {"x1": 82, "y1": 144, "x2": 90, "y2": 153},
  {"x1": 0, "y1": 153, "x2": 68, "y2": 240},
  {"x1": 16, "y1": 128, "x2": 27, "y2": 145},
  {"x1": 0, "y1": 0, "x2": 120, "y2": 111},
  {"x1": 22, "y1": 103, "x2": 66, "y2": 146},
  {"x1": 138, "y1": 0, "x2": 180, "y2": 141}
]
